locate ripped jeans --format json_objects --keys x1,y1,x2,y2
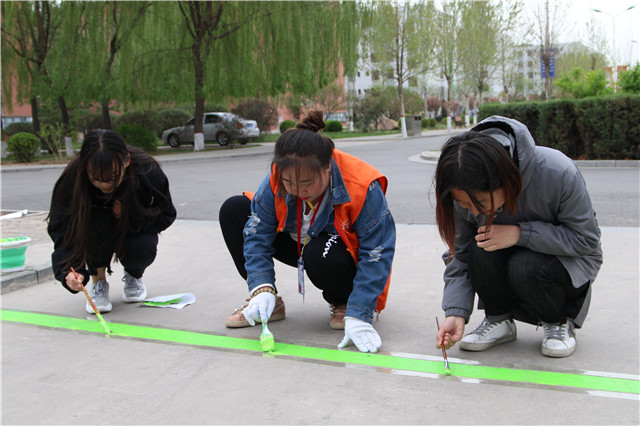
[{"x1": 219, "y1": 195, "x2": 355, "y2": 305}]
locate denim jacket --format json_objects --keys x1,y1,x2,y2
[{"x1": 243, "y1": 157, "x2": 396, "y2": 323}]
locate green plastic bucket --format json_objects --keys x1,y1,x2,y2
[{"x1": 1, "y1": 237, "x2": 31, "y2": 272}]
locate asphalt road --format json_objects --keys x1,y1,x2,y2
[{"x1": 1, "y1": 136, "x2": 639, "y2": 227}]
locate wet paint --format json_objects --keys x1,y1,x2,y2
[{"x1": 2, "y1": 309, "x2": 638, "y2": 396}]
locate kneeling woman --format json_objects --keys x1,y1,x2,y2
[
  {"x1": 434, "y1": 116, "x2": 602, "y2": 358},
  {"x1": 219, "y1": 111, "x2": 395, "y2": 353},
  {"x1": 48, "y1": 129, "x2": 176, "y2": 313}
]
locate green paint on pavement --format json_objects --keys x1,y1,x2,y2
[{"x1": 2, "y1": 309, "x2": 638, "y2": 395}]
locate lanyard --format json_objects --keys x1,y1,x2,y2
[{"x1": 296, "y1": 192, "x2": 325, "y2": 258}]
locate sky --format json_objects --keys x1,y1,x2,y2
[{"x1": 539, "y1": 0, "x2": 640, "y2": 66}]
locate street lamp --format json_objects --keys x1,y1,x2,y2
[{"x1": 593, "y1": 5, "x2": 637, "y2": 92}]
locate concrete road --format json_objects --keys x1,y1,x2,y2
[{"x1": 2, "y1": 133, "x2": 638, "y2": 424}]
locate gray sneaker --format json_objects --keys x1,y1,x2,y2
[
  {"x1": 122, "y1": 272, "x2": 147, "y2": 302},
  {"x1": 459, "y1": 317, "x2": 517, "y2": 351},
  {"x1": 541, "y1": 321, "x2": 576, "y2": 358},
  {"x1": 85, "y1": 280, "x2": 112, "y2": 314}
]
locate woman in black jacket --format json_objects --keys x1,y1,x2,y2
[{"x1": 47, "y1": 129, "x2": 176, "y2": 314}]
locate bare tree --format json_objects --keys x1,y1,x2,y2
[
  {"x1": 363, "y1": 0, "x2": 436, "y2": 136},
  {"x1": 530, "y1": 0, "x2": 568, "y2": 100}
]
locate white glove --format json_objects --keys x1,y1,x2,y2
[
  {"x1": 338, "y1": 316, "x2": 381, "y2": 353},
  {"x1": 243, "y1": 290, "x2": 276, "y2": 326}
]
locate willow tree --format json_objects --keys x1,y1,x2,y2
[
  {"x1": 1, "y1": 1, "x2": 62, "y2": 135},
  {"x1": 159, "y1": 1, "x2": 360, "y2": 151},
  {"x1": 530, "y1": 0, "x2": 568, "y2": 100},
  {"x1": 79, "y1": 1, "x2": 152, "y2": 129},
  {"x1": 362, "y1": 0, "x2": 436, "y2": 137}
]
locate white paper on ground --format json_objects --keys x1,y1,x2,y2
[{"x1": 141, "y1": 293, "x2": 196, "y2": 309}]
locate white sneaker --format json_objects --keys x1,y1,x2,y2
[
  {"x1": 85, "y1": 280, "x2": 112, "y2": 314},
  {"x1": 460, "y1": 317, "x2": 517, "y2": 351},
  {"x1": 122, "y1": 272, "x2": 147, "y2": 302},
  {"x1": 541, "y1": 321, "x2": 576, "y2": 358}
]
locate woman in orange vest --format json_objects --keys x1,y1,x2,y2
[{"x1": 219, "y1": 111, "x2": 396, "y2": 353}]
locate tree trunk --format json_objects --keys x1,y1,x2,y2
[
  {"x1": 30, "y1": 97, "x2": 41, "y2": 135},
  {"x1": 101, "y1": 102, "x2": 112, "y2": 130},
  {"x1": 30, "y1": 97, "x2": 42, "y2": 156},
  {"x1": 193, "y1": 47, "x2": 205, "y2": 152},
  {"x1": 58, "y1": 96, "x2": 70, "y2": 134}
]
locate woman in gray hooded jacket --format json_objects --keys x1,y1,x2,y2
[{"x1": 434, "y1": 116, "x2": 602, "y2": 358}]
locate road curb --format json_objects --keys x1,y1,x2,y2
[
  {"x1": 420, "y1": 151, "x2": 640, "y2": 167},
  {"x1": 1, "y1": 263, "x2": 53, "y2": 294}
]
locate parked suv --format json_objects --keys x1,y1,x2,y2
[{"x1": 161, "y1": 112, "x2": 259, "y2": 147}]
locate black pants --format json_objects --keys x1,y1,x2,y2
[
  {"x1": 468, "y1": 242, "x2": 589, "y2": 325},
  {"x1": 219, "y1": 195, "x2": 356, "y2": 305},
  {"x1": 86, "y1": 207, "x2": 158, "y2": 279}
]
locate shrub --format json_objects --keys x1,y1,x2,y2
[
  {"x1": 619, "y1": 63, "x2": 640, "y2": 94},
  {"x1": 478, "y1": 95, "x2": 640, "y2": 159},
  {"x1": 3, "y1": 122, "x2": 35, "y2": 139},
  {"x1": 115, "y1": 110, "x2": 157, "y2": 135},
  {"x1": 155, "y1": 108, "x2": 191, "y2": 137},
  {"x1": 115, "y1": 124, "x2": 158, "y2": 153},
  {"x1": 74, "y1": 110, "x2": 104, "y2": 133},
  {"x1": 232, "y1": 99, "x2": 278, "y2": 132},
  {"x1": 325, "y1": 120, "x2": 343, "y2": 132},
  {"x1": 421, "y1": 118, "x2": 436, "y2": 128},
  {"x1": 204, "y1": 102, "x2": 228, "y2": 113},
  {"x1": 279, "y1": 120, "x2": 296, "y2": 134},
  {"x1": 38, "y1": 123, "x2": 68, "y2": 161},
  {"x1": 8, "y1": 132, "x2": 41, "y2": 163}
]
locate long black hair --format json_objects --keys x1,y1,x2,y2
[
  {"x1": 435, "y1": 131, "x2": 522, "y2": 256},
  {"x1": 48, "y1": 129, "x2": 159, "y2": 271},
  {"x1": 272, "y1": 110, "x2": 334, "y2": 194}
]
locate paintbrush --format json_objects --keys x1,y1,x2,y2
[
  {"x1": 71, "y1": 267, "x2": 112, "y2": 336},
  {"x1": 435, "y1": 316, "x2": 451, "y2": 372},
  {"x1": 260, "y1": 320, "x2": 275, "y2": 352}
]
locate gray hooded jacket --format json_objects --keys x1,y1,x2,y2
[{"x1": 442, "y1": 116, "x2": 602, "y2": 327}]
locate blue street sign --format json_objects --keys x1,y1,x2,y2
[{"x1": 541, "y1": 48, "x2": 555, "y2": 78}]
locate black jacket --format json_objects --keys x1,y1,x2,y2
[{"x1": 48, "y1": 160, "x2": 176, "y2": 290}]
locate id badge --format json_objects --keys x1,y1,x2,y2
[{"x1": 297, "y1": 257, "x2": 305, "y2": 297}]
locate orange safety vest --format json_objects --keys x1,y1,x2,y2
[{"x1": 252, "y1": 149, "x2": 392, "y2": 313}]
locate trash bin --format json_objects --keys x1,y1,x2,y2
[{"x1": 405, "y1": 115, "x2": 422, "y2": 136}]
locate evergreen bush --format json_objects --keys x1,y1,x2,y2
[
  {"x1": 279, "y1": 120, "x2": 296, "y2": 134},
  {"x1": 74, "y1": 110, "x2": 104, "y2": 133},
  {"x1": 421, "y1": 118, "x2": 436, "y2": 128},
  {"x1": 115, "y1": 111, "x2": 157, "y2": 136},
  {"x1": 8, "y1": 132, "x2": 41, "y2": 163},
  {"x1": 203, "y1": 102, "x2": 228, "y2": 113},
  {"x1": 155, "y1": 109, "x2": 191, "y2": 137},
  {"x1": 478, "y1": 95, "x2": 640, "y2": 159},
  {"x1": 115, "y1": 124, "x2": 158, "y2": 153},
  {"x1": 325, "y1": 120, "x2": 343, "y2": 132},
  {"x1": 3, "y1": 122, "x2": 35, "y2": 139}
]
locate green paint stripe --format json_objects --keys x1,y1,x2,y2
[{"x1": 2, "y1": 309, "x2": 638, "y2": 395}]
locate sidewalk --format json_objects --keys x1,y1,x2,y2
[
  {"x1": 1, "y1": 131, "x2": 638, "y2": 424},
  {"x1": 1, "y1": 215, "x2": 638, "y2": 424}
]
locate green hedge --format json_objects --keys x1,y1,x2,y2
[
  {"x1": 479, "y1": 95, "x2": 640, "y2": 159},
  {"x1": 325, "y1": 120, "x2": 343, "y2": 132},
  {"x1": 279, "y1": 120, "x2": 296, "y2": 134},
  {"x1": 115, "y1": 124, "x2": 158, "y2": 153},
  {"x1": 8, "y1": 132, "x2": 40, "y2": 163}
]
